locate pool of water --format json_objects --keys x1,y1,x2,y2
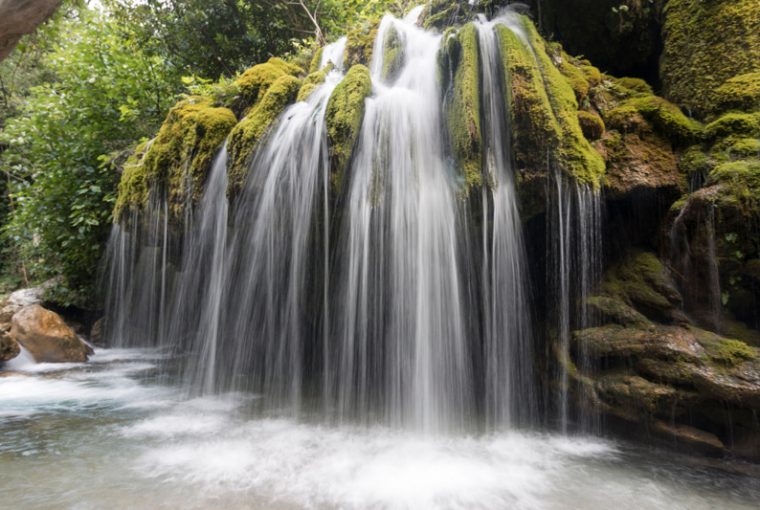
[{"x1": 1, "y1": 349, "x2": 758, "y2": 509}]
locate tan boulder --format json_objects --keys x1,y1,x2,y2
[{"x1": 10, "y1": 305, "x2": 91, "y2": 363}]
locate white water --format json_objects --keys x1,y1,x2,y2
[
  {"x1": 2, "y1": 352, "x2": 759, "y2": 509},
  {"x1": 331, "y1": 12, "x2": 471, "y2": 431}
]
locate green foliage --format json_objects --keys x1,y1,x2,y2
[{"x1": 0, "y1": 7, "x2": 177, "y2": 306}]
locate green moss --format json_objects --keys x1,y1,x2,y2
[
  {"x1": 235, "y1": 57, "x2": 303, "y2": 108},
  {"x1": 325, "y1": 64, "x2": 373, "y2": 195},
  {"x1": 661, "y1": 0, "x2": 760, "y2": 118},
  {"x1": 615, "y1": 77, "x2": 654, "y2": 96},
  {"x1": 227, "y1": 75, "x2": 302, "y2": 195},
  {"x1": 680, "y1": 145, "x2": 712, "y2": 177},
  {"x1": 705, "y1": 112, "x2": 760, "y2": 141},
  {"x1": 624, "y1": 96, "x2": 703, "y2": 145},
  {"x1": 604, "y1": 104, "x2": 647, "y2": 134},
  {"x1": 727, "y1": 138, "x2": 760, "y2": 159},
  {"x1": 522, "y1": 19, "x2": 606, "y2": 185},
  {"x1": 345, "y1": 23, "x2": 379, "y2": 67},
  {"x1": 577, "y1": 110, "x2": 605, "y2": 140},
  {"x1": 580, "y1": 64, "x2": 602, "y2": 87},
  {"x1": 445, "y1": 23, "x2": 482, "y2": 196},
  {"x1": 715, "y1": 72, "x2": 760, "y2": 113},
  {"x1": 586, "y1": 295, "x2": 652, "y2": 328},
  {"x1": 696, "y1": 330, "x2": 757, "y2": 367},
  {"x1": 602, "y1": 251, "x2": 683, "y2": 322},
  {"x1": 709, "y1": 159, "x2": 760, "y2": 194},
  {"x1": 309, "y1": 46, "x2": 325, "y2": 74},
  {"x1": 422, "y1": 0, "x2": 465, "y2": 30},
  {"x1": 297, "y1": 64, "x2": 332, "y2": 103},
  {"x1": 381, "y1": 26, "x2": 404, "y2": 82},
  {"x1": 113, "y1": 141, "x2": 151, "y2": 221},
  {"x1": 558, "y1": 55, "x2": 591, "y2": 102},
  {"x1": 113, "y1": 97, "x2": 237, "y2": 220}
]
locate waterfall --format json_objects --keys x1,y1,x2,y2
[
  {"x1": 475, "y1": 15, "x2": 535, "y2": 428},
  {"x1": 548, "y1": 177, "x2": 603, "y2": 432},
  {"x1": 330, "y1": 10, "x2": 472, "y2": 432},
  {"x1": 101, "y1": 10, "x2": 604, "y2": 435}
]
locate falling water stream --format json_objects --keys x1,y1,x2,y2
[{"x1": 3, "y1": 9, "x2": 759, "y2": 510}]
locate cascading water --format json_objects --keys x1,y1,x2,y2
[
  {"x1": 101, "y1": 8, "x2": 602, "y2": 434},
  {"x1": 329, "y1": 8, "x2": 472, "y2": 432},
  {"x1": 474, "y1": 15, "x2": 535, "y2": 428},
  {"x1": 548, "y1": 177, "x2": 603, "y2": 433}
]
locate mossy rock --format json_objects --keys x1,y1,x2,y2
[
  {"x1": 443, "y1": 23, "x2": 482, "y2": 197},
  {"x1": 345, "y1": 22, "x2": 379, "y2": 68},
  {"x1": 325, "y1": 64, "x2": 373, "y2": 196},
  {"x1": 602, "y1": 251, "x2": 684, "y2": 323},
  {"x1": 227, "y1": 75, "x2": 302, "y2": 196},
  {"x1": 715, "y1": 72, "x2": 760, "y2": 113},
  {"x1": 235, "y1": 57, "x2": 303, "y2": 110},
  {"x1": 113, "y1": 141, "x2": 151, "y2": 221},
  {"x1": 577, "y1": 110, "x2": 605, "y2": 140},
  {"x1": 705, "y1": 112, "x2": 760, "y2": 141},
  {"x1": 608, "y1": 96, "x2": 703, "y2": 146},
  {"x1": 113, "y1": 97, "x2": 237, "y2": 221},
  {"x1": 422, "y1": 0, "x2": 469, "y2": 30},
  {"x1": 585, "y1": 295, "x2": 652, "y2": 328},
  {"x1": 309, "y1": 46, "x2": 325, "y2": 74},
  {"x1": 297, "y1": 64, "x2": 332, "y2": 103},
  {"x1": 523, "y1": 20, "x2": 606, "y2": 186},
  {"x1": 661, "y1": 0, "x2": 760, "y2": 118},
  {"x1": 615, "y1": 77, "x2": 654, "y2": 96},
  {"x1": 381, "y1": 25, "x2": 404, "y2": 82}
]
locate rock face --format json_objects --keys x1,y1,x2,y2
[
  {"x1": 0, "y1": 331, "x2": 19, "y2": 362},
  {"x1": 10, "y1": 305, "x2": 91, "y2": 363},
  {"x1": 570, "y1": 252, "x2": 760, "y2": 459},
  {"x1": 0, "y1": 0, "x2": 62, "y2": 60}
]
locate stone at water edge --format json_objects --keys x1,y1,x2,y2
[
  {"x1": 0, "y1": 331, "x2": 19, "y2": 362},
  {"x1": 89, "y1": 317, "x2": 104, "y2": 346},
  {"x1": 10, "y1": 305, "x2": 92, "y2": 363}
]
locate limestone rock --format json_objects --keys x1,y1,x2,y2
[{"x1": 10, "y1": 305, "x2": 91, "y2": 363}]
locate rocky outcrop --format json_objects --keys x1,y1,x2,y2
[
  {"x1": 10, "y1": 304, "x2": 91, "y2": 363},
  {"x1": 570, "y1": 251, "x2": 760, "y2": 459},
  {"x1": 0, "y1": 0, "x2": 62, "y2": 60}
]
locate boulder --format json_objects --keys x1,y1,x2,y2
[
  {"x1": 10, "y1": 305, "x2": 91, "y2": 363},
  {"x1": 0, "y1": 287, "x2": 45, "y2": 328},
  {"x1": 0, "y1": 331, "x2": 19, "y2": 362}
]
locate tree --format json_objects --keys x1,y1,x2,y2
[{"x1": 0, "y1": 5, "x2": 177, "y2": 305}]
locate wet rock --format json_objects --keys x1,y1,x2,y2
[
  {"x1": 651, "y1": 421, "x2": 725, "y2": 455},
  {"x1": 0, "y1": 331, "x2": 19, "y2": 362},
  {"x1": 89, "y1": 318, "x2": 104, "y2": 346},
  {"x1": 573, "y1": 324, "x2": 704, "y2": 363},
  {"x1": 600, "y1": 251, "x2": 687, "y2": 324},
  {"x1": 10, "y1": 305, "x2": 91, "y2": 363}
]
